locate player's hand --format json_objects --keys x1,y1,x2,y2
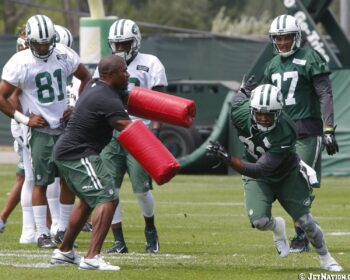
[
  {"x1": 206, "y1": 140, "x2": 231, "y2": 163},
  {"x1": 27, "y1": 114, "x2": 48, "y2": 128},
  {"x1": 323, "y1": 126, "x2": 339, "y2": 155},
  {"x1": 239, "y1": 74, "x2": 258, "y2": 97},
  {"x1": 63, "y1": 106, "x2": 74, "y2": 122}
]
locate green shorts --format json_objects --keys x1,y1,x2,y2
[
  {"x1": 29, "y1": 129, "x2": 60, "y2": 186},
  {"x1": 100, "y1": 135, "x2": 152, "y2": 193},
  {"x1": 243, "y1": 166, "x2": 313, "y2": 223},
  {"x1": 296, "y1": 136, "x2": 322, "y2": 187},
  {"x1": 55, "y1": 155, "x2": 118, "y2": 208}
]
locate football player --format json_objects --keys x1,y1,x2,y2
[
  {"x1": 98, "y1": 19, "x2": 168, "y2": 254},
  {"x1": 0, "y1": 14, "x2": 91, "y2": 248},
  {"x1": 263, "y1": 14, "x2": 338, "y2": 253},
  {"x1": 206, "y1": 81, "x2": 343, "y2": 272}
]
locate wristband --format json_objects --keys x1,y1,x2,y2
[{"x1": 13, "y1": 110, "x2": 29, "y2": 125}]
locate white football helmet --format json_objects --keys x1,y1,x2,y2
[
  {"x1": 54, "y1": 25, "x2": 73, "y2": 48},
  {"x1": 269, "y1": 14, "x2": 301, "y2": 57},
  {"x1": 108, "y1": 19, "x2": 141, "y2": 63},
  {"x1": 26, "y1": 15, "x2": 56, "y2": 59},
  {"x1": 249, "y1": 84, "x2": 284, "y2": 132}
]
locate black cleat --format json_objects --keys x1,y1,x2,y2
[
  {"x1": 37, "y1": 234, "x2": 57, "y2": 249},
  {"x1": 289, "y1": 234, "x2": 310, "y2": 253},
  {"x1": 145, "y1": 228, "x2": 159, "y2": 254},
  {"x1": 106, "y1": 240, "x2": 128, "y2": 254}
]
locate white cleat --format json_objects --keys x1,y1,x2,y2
[
  {"x1": 79, "y1": 255, "x2": 120, "y2": 271},
  {"x1": 320, "y1": 253, "x2": 344, "y2": 272},
  {"x1": 272, "y1": 217, "x2": 289, "y2": 258},
  {"x1": 51, "y1": 249, "x2": 81, "y2": 265}
]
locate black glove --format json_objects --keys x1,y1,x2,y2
[
  {"x1": 239, "y1": 74, "x2": 259, "y2": 97},
  {"x1": 206, "y1": 140, "x2": 231, "y2": 163},
  {"x1": 323, "y1": 126, "x2": 339, "y2": 155}
]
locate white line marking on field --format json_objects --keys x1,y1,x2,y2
[
  {"x1": 122, "y1": 200, "x2": 243, "y2": 206},
  {"x1": 327, "y1": 232, "x2": 350, "y2": 236}
]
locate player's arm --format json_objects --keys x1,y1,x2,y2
[
  {"x1": 73, "y1": 63, "x2": 92, "y2": 94},
  {"x1": 110, "y1": 119, "x2": 132, "y2": 132},
  {"x1": 206, "y1": 141, "x2": 285, "y2": 178},
  {"x1": 313, "y1": 74, "x2": 339, "y2": 155},
  {"x1": 8, "y1": 87, "x2": 22, "y2": 111},
  {"x1": 0, "y1": 80, "x2": 47, "y2": 127}
]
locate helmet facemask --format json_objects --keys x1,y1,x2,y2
[
  {"x1": 108, "y1": 19, "x2": 141, "y2": 64},
  {"x1": 26, "y1": 15, "x2": 56, "y2": 60},
  {"x1": 249, "y1": 84, "x2": 284, "y2": 132},
  {"x1": 269, "y1": 15, "x2": 301, "y2": 58}
]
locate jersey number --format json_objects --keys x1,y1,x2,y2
[
  {"x1": 35, "y1": 69, "x2": 64, "y2": 103},
  {"x1": 271, "y1": 71, "x2": 298, "y2": 106}
]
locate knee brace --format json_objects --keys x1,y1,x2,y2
[
  {"x1": 252, "y1": 217, "x2": 274, "y2": 231},
  {"x1": 297, "y1": 213, "x2": 327, "y2": 255}
]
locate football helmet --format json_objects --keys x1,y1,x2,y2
[
  {"x1": 54, "y1": 25, "x2": 73, "y2": 48},
  {"x1": 269, "y1": 14, "x2": 301, "y2": 57},
  {"x1": 25, "y1": 15, "x2": 56, "y2": 59},
  {"x1": 249, "y1": 84, "x2": 284, "y2": 132},
  {"x1": 108, "y1": 19, "x2": 141, "y2": 63}
]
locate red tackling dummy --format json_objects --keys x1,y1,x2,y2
[
  {"x1": 127, "y1": 87, "x2": 196, "y2": 128},
  {"x1": 117, "y1": 120, "x2": 181, "y2": 185}
]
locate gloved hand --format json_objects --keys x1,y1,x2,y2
[
  {"x1": 323, "y1": 126, "x2": 339, "y2": 155},
  {"x1": 206, "y1": 140, "x2": 231, "y2": 163},
  {"x1": 239, "y1": 74, "x2": 259, "y2": 97}
]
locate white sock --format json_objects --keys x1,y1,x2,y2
[
  {"x1": 47, "y1": 178, "x2": 60, "y2": 226},
  {"x1": 32, "y1": 205, "x2": 49, "y2": 236},
  {"x1": 58, "y1": 203, "x2": 73, "y2": 231},
  {"x1": 136, "y1": 191, "x2": 154, "y2": 218},
  {"x1": 21, "y1": 206, "x2": 35, "y2": 235}
]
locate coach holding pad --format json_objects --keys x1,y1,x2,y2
[{"x1": 50, "y1": 55, "x2": 131, "y2": 271}]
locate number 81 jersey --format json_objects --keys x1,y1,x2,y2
[
  {"x1": 2, "y1": 43, "x2": 80, "y2": 129},
  {"x1": 263, "y1": 48, "x2": 330, "y2": 122}
]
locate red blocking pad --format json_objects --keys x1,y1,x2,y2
[
  {"x1": 117, "y1": 120, "x2": 181, "y2": 185},
  {"x1": 127, "y1": 87, "x2": 196, "y2": 128}
]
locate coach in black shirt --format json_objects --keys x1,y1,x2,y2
[{"x1": 51, "y1": 55, "x2": 131, "y2": 271}]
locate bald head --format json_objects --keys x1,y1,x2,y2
[
  {"x1": 97, "y1": 55, "x2": 129, "y2": 90},
  {"x1": 98, "y1": 55, "x2": 125, "y2": 78}
]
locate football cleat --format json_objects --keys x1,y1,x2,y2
[
  {"x1": 272, "y1": 217, "x2": 289, "y2": 258},
  {"x1": 81, "y1": 222, "x2": 93, "y2": 232},
  {"x1": 289, "y1": 234, "x2": 310, "y2": 253},
  {"x1": 320, "y1": 253, "x2": 344, "y2": 272},
  {"x1": 50, "y1": 248, "x2": 81, "y2": 265},
  {"x1": 37, "y1": 233, "x2": 57, "y2": 249},
  {"x1": 54, "y1": 230, "x2": 78, "y2": 248},
  {"x1": 145, "y1": 227, "x2": 159, "y2": 254},
  {"x1": 106, "y1": 240, "x2": 128, "y2": 254},
  {"x1": 0, "y1": 219, "x2": 5, "y2": 233},
  {"x1": 79, "y1": 255, "x2": 120, "y2": 271}
]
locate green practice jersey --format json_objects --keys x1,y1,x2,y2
[
  {"x1": 263, "y1": 48, "x2": 330, "y2": 122},
  {"x1": 230, "y1": 100, "x2": 299, "y2": 183}
]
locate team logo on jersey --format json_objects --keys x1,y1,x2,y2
[
  {"x1": 36, "y1": 174, "x2": 42, "y2": 181},
  {"x1": 137, "y1": 65, "x2": 149, "y2": 72},
  {"x1": 56, "y1": 54, "x2": 67, "y2": 60},
  {"x1": 303, "y1": 197, "x2": 311, "y2": 207}
]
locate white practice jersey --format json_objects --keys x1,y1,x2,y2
[{"x1": 2, "y1": 43, "x2": 80, "y2": 128}]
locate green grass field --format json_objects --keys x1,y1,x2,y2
[{"x1": 0, "y1": 164, "x2": 349, "y2": 280}]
